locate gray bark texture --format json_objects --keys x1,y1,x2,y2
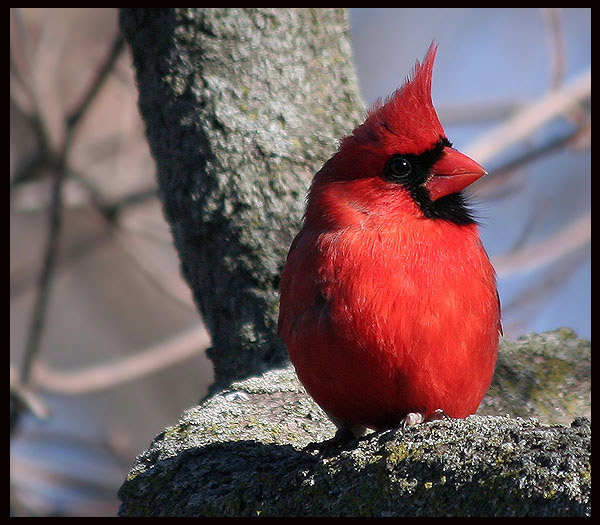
[
  {"x1": 117, "y1": 330, "x2": 590, "y2": 517},
  {"x1": 120, "y1": 7, "x2": 364, "y2": 388},
  {"x1": 119, "y1": 8, "x2": 590, "y2": 517}
]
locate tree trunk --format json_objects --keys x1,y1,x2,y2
[{"x1": 119, "y1": 8, "x2": 364, "y2": 388}]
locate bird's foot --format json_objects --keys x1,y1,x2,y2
[
  {"x1": 426, "y1": 408, "x2": 449, "y2": 422},
  {"x1": 401, "y1": 412, "x2": 425, "y2": 428},
  {"x1": 401, "y1": 408, "x2": 450, "y2": 428}
]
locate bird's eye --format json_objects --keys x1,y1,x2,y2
[{"x1": 386, "y1": 156, "x2": 412, "y2": 181}]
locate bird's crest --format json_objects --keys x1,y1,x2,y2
[{"x1": 352, "y1": 42, "x2": 445, "y2": 152}]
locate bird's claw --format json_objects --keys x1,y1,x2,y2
[
  {"x1": 401, "y1": 412, "x2": 426, "y2": 428},
  {"x1": 426, "y1": 408, "x2": 449, "y2": 422},
  {"x1": 401, "y1": 408, "x2": 449, "y2": 428}
]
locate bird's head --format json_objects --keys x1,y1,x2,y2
[{"x1": 306, "y1": 43, "x2": 487, "y2": 229}]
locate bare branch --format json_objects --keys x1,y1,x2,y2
[
  {"x1": 9, "y1": 8, "x2": 36, "y2": 113},
  {"x1": 10, "y1": 366, "x2": 50, "y2": 421},
  {"x1": 112, "y1": 229, "x2": 197, "y2": 311},
  {"x1": 18, "y1": 157, "x2": 66, "y2": 388},
  {"x1": 66, "y1": 34, "x2": 125, "y2": 130},
  {"x1": 475, "y1": 126, "x2": 584, "y2": 200},
  {"x1": 540, "y1": 8, "x2": 566, "y2": 90},
  {"x1": 501, "y1": 247, "x2": 589, "y2": 338},
  {"x1": 465, "y1": 68, "x2": 591, "y2": 165},
  {"x1": 29, "y1": 324, "x2": 210, "y2": 395},
  {"x1": 492, "y1": 212, "x2": 590, "y2": 277},
  {"x1": 12, "y1": 31, "x2": 128, "y2": 433}
]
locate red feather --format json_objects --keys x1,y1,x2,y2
[{"x1": 278, "y1": 43, "x2": 501, "y2": 432}]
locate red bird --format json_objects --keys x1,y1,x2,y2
[{"x1": 278, "y1": 44, "x2": 501, "y2": 436}]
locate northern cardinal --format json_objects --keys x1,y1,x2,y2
[{"x1": 278, "y1": 43, "x2": 501, "y2": 435}]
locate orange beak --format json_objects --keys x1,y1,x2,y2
[{"x1": 426, "y1": 147, "x2": 487, "y2": 201}]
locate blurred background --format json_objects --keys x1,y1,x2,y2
[{"x1": 10, "y1": 8, "x2": 590, "y2": 517}]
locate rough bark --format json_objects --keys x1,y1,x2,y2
[
  {"x1": 119, "y1": 8, "x2": 364, "y2": 387},
  {"x1": 117, "y1": 331, "x2": 590, "y2": 517}
]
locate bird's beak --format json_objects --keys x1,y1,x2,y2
[{"x1": 426, "y1": 147, "x2": 487, "y2": 201}]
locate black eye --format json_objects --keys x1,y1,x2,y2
[{"x1": 386, "y1": 156, "x2": 412, "y2": 181}]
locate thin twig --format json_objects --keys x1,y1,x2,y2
[
  {"x1": 491, "y1": 212, "x2": 590, "y2": 277},
  {"x1": 19, "y1": 155, "x2": 67, "y2": 387},
  {"x1": 63, "y1": 170, "x2": 158, "y2": 223},
  {"x1": 540, "y1": 8, "x2": 566, "y2": 90},
  {"x1": 113, "y1": 229, "x2": 198, "y2": 311},
  {"x1": 10, "y1": 367, "x2": 50, "y2": 421},
  {"x1": 475, "y1": 125, "x2": 584, "y2": 200},
  {"x1": 66, "y1": 34, "x2": 125, "y2": 129},
  {"x1": 10, "y1": 35, "x2": 125, "y2": 189},
  {"x1": 12, "y1": 32, "x2": 126, "y2": 433},
  {"x1": 465, "y1": 67, "x2": 591, "y2": 165},
  {"x1": 501, "y1": 246, "x2": 589, "y2": 338},
  {"x1": 9, "y1": 8, "x2": 36, "y2": 111},
  {"x1": 28, "y1": 325, "x2": 210, "y2": 395}
]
